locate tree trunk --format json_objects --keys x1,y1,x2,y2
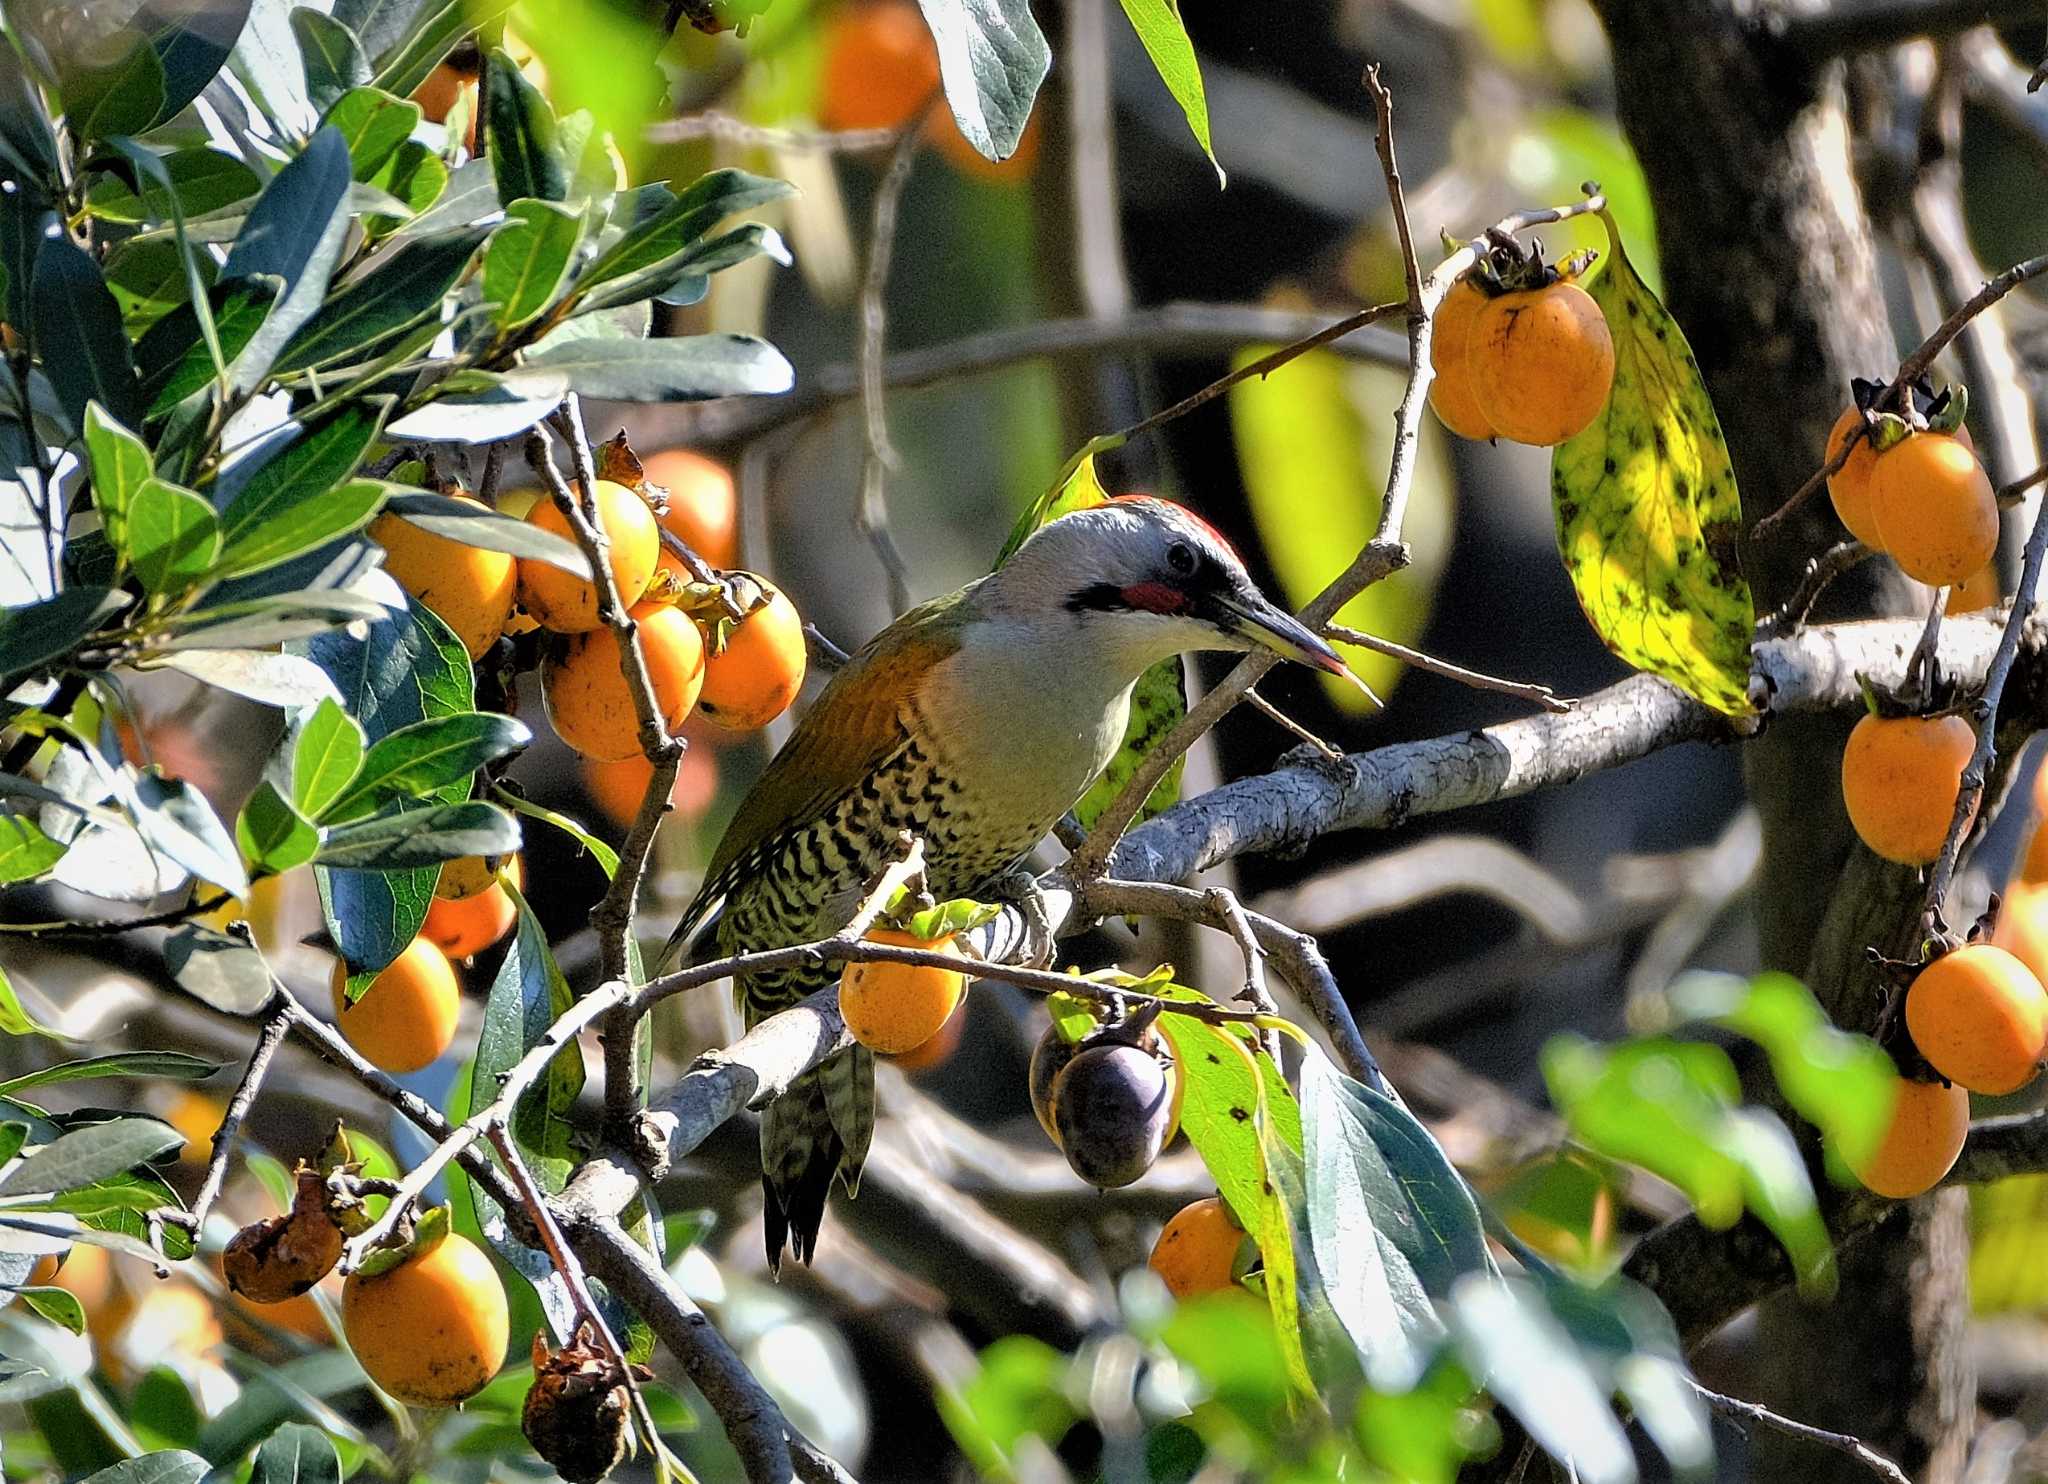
[{"x1": 1593, "y1": 0, "x2": 1974, "y2": 1474}]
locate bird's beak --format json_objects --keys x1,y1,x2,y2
[{"x1": 1212, "y1": 593, "x2": 1349, "y2": 675}]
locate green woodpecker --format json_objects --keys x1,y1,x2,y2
[{"x1": 661, "y1": 496, "x2": 1344, "y2": 1269}]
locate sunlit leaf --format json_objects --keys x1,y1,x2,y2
[
  {"x1": 1117, "y1": 0, "x2": 1220, "y2": 183},
  {"x1": 1551, "y1": 210, "x2": 1754, "y2": 718}
]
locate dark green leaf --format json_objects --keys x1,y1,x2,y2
[
  {"x1": 78, "y1": 1452, "x2": 209, "y2": 1484},
  {"x1": 219, "y1": 127, "x2": 354, "y2": 395},
  {"x1": 0, "y1": 1053, "x2": 216, "y2": 1096},
  {"x1": 0, "y1": 36, "x2": 55, "y2": 183},
  {"x1": 484, "y1": 45, "x2": 565, "y2": 205},
  {"x1": 321, "y1": 86, "x2": 421, "y2": 179},
  {"x1": 392, "y1": 157, "x2": 498, "y2": 244},
  {"x1": 0, "y1": 182, "x2": 55, "y2": 331},
  {"x1": 292, "y1": 698, "x2": 367, "y2": 817},
  {"x1": 521, "y1": 332, "x2": 790, "y2": 402},
  {"x1": 156, "y1": 588, "x2": 392, "y2": 650},
  {"x1": 302, "y1": 597, "x2": 473, "y2": 974},
  {"x1": 104, "y1": 238, "x2": 209, "y2": 337},
  {"x1": 216, "y1": 477, "x2": 387, "y2": 581},
  {"x1": 333, "y1": 0, "x2": 429, "y2": 67},
  {"x1": 274, "y1": 227, "x2": 488, "y2": 375},
  {"x1": 139, "y1": 279, "x2": 275, "y2": 421},
  {"x1": 0, "y1": 1123, "x2": 25, "y2": 1164},
  {"x1": 151, "y1": 0, "x2": 251, "y2": 123},
  {"x1": 917, "y1": 0, "x2": 1049, "y2": 159},
  {"x1": 579, "y1": 167, "x2": 793, "y2": 303},
  {"x1": 162, "y1": 925, "x2": 272, "y2": 1014},
  {"x1": 0, "y1": 587, "x2": 129, "y2": 686},
  {"x1": 129, "y1": 1367, "x2": 203, "y2": 1449},
  {"x1": 369, "y1": 0, "x2": 516, "y2": 98},
  {"x1": 466, "y1": 900, "x2": 583, "y2": 1296},
  {"x1": 84, "y1": 148, "x2": 260, "y2": 226},
  {"x1": 653, "y1": 223, "x2": 792, "y2": 307},
  {"x1": 485, "y1": 198, "x2": 583, "y2": 330},
  {"x1": 326, "y1": 712, "x2": 531, "y2": 821},
  {"x1": 83, "y1": 403, "x2": 152, "y2": 558},
  {"x1": 132, "y1": 771, "x2": 247, "y2": 896},
  {"x1": 251, "y1": 1423, "x2": 342, "y2": 1484},
  {"x1": 0, "y1": 1120, "x2": 182, "y2": 1196},
  {"x1": 381, "y1": 490, "x2": 591, "y2": 574},
  {"x1": 66, "y1": 37, "x2": 166, "y2": 145},
  {"x1": 314, "y1": 799, "x2": 520, "y2": 868},
  {"x1": 291, "y1": 8, "x2": 371, "y2": 112},
  {"x1": 31, "y1": 234, "x2": 140, "y2": 427},
  {"x1": 363, "y1": 139, "x2": 447, "y2": 237},
  {"x1": 218, "y1": 402, "x2": 387, "y2": 557},
  {"x1": 385, "y1": 370, "x2": 566, "y2": 442},
  {"x1": 237, "y1": 779, "x2": 319, "y2": 874},
  {"x1": 16, "y1": 1285, "x2": 84, "y2": 1333},
  {"x1": 125, "y1": 478, "x2": 221, "y2": 595},
  {"x1": 0, "y1": 807, "x2": 66, "y2": 882}
]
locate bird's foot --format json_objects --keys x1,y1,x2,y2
[{"x1": 987, "y1": 866, "x2": 1057, "y2": 968}]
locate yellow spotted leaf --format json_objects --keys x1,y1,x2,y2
[
  {"x1": 1551, "y1": 212, "x2": 1755, "y2": 717},
  {"x1": 998, "y1": 450, "x2": 1187, "y2": 829}
]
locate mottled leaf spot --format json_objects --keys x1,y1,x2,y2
[{"x1": 1551, "y1": 212, "x2": 1756, "y2": 718}]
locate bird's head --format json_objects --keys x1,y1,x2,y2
[{"x1": 984, "y1": 495, "x2": 1347, "y2": 679}]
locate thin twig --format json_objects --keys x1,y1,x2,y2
[
  {"x1": 1202, "y1": 885, "x2": 1279, "y2": 1061},
  {"x1": 1920, "y1": 468, "x2": 2048, "y2": 930},
  {"x1": 1693, "y1": 1384, "x2": 1911, "y2": 1484},
  {"x1": 646, "y1": 112, "x2": 899, "y2": 152},
  {"x1": 804, "y1": 622, "x2": 851, "y2": 668},
  {"x1": 530, "y1": 411, "x2": 682, "y2": 1127},
  {"x1": 0, "y1": 890, "x2": 232, "y2": 938},
  {"x1": 1061, "y1": 78, "x2": 1604, "y2": 883},
  {"x1": 1244, "y1": 687, "x2": 1343, "y2": 758},
  {"x1": 1322, "y1": 622, "x2": 1570, "y2": 712},
  {"x1": 152, "y1": 999, "x2": 291, "y2": 1241},
  {"x1": 478, "y1": 440, "x2": 506, "y2": 506},
  {"x1": 341, "y1": 981, "x2": 633, "y2": 1268},
  {"x1": 2001, "y1": 463, "x2": 2048, "y2": 507},
  {"x1": 1906, "y1": 585, "x2": 1948, "y2": 703},
  {"x1": 1757, "y1": 539, "x2": 1877, "y2": 638},
  {"x1": 854, "y1": 104, "x2": 930, "y2": 615},
  {"x1": 1755, "y1": 249, "x2": 2048, "y2": 539}
]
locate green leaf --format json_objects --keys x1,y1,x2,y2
[
  {"x1": 381, "y1": 491, "x2": 592, "y2": 575},
  {"x1": 217, "y1": 403, "x2": 388, "y2": 561},
  {"x1": 1552, "y1": 211, "x2": 1754, "y2": 718},
  {"x1": 274, "y1": 227, "x2": 488, "y2": 375},
  {"x1": 302, "y1": 598, "x2": 473, "y2": 976},
  {"x1": 485, "y1": 46, "x2": 566, "y2": 206},
  {"x1": 1231, "y1": 349, "x2": 1452, "y2": 711},
  {"x1": 324, "y1": 712, "x2": 532, "y2": 821},
  {"x1": 292, "y1": 697, "x2": 368, "y2": 816},
  {"x1": 520, "y1": 332, "x2": 791, "y2": 402},
  {"x1": 314, "y1": 800, "x2": 520, "y2": 869},
  {"x1": 250, "y1": 1421, "x2": 342, "y2": 1484},
  {"x1": 140, "y1": 279, "x2": 275, "y2": 420},
  {"x1": 131, "y1": 771, "x2": 248, "y2": 896},
  {"x1": 1116, "y1": 1, "x2": 1220, "y2": 183},
  {"x1": 66, "y1": 37, "x2": 167, "y2": 145},
  {"x1": 237, "y1": 779, "x2": 320, "y2": 875},
  {"x1": 0, "y1": 965, "x2": 59, "y2": 1039},
  {"x1": 464, "y1": 899, "x2": 583, "y2": 1300},
  {"x1": 162, "y1": 925, "x2": 273, "y2": 1015},
  {"x1": 485, "y1": 199, "x2": 585, "y2": 330},
  {"x1": 494, "y1": 788, "x2": 618, "y2": 877},
  {"x1": 216, "y1": 477, "x2": 387, "y2": 581},
  {"x1": 0, "y1": 588, "x2": 128, "y2": 686},
  {"x1": 385, "y1": 371, "x2": 567, "y2": 442},
  {"x1": 83, "y1": 403, "x2": 153, "y2": 560},
  {"x1": 577, "y1": 167, "x2": 794, "y2": 307},
  {"x1": 31, "y1": 234, "x2": 141, "y2": 428},
  {"x1": 157, "y1": 589, "x2": 391, "y2": 651},
  {"x1": 1299, "y1": 1048, "x2": 1493, "y2": 1386},
  {"x1": 291, "y1": 8, "x2": 372, "y2": 112},
  {"x1": 0, "y1": 807, "x2": 66, "y2": 883},
  {"x1": 1666, "y1": 971, "x2": 1896, "y2": 1174},
  {"x1": 935, "y1": 1335, "x2": 1076, "y2": 1479},
  {"x1": 154, "y1": 649, "x2": 344, "y2": 710},
  {"x1": 1543, "y1": 1034, "x2": 1834, "y2": 1295},
  {"x1": 125, "y1": 479, "x2": 221, "y2": 595},
  {"x1": 653, "y1": 223, "x2": 792, "y2": 307},
  {"x1": 0, "y1": 1120, "x2": 183, "y2": 1196},
  {"x1": 1152, "y1": 997, "x2": 1313, "y2": 1397},
  {"x1": 84, "y1": 148, "x2": 261, "y2": 226},
  {"x1": 78, "y1": 1451, "x2": 209, "y2": 1484},
  {"x1": 322, "y1": 87, "x2": 423, "y2": 179},
  {"x1": 219, "y1": 127, "x2": 355, "y2": 397},
  {"x1": 362, "y1": 139, "x2": 447, "y2": 238},
  {"x1": 104, "y1": 238, "x2": 215, "y2": 337},
  {"x1": 368, "y1": 0, "x2": 518, "y2": 99},
  {"x1": 917, "y1": 0, "x2": 1050, "y2": 160},
  {"x1": 0, "y1": 1053, "x2": 217, "y2": 1095},
  {"x1": 15, "y1": 1284, "x2": 85, "y2": 1334}
]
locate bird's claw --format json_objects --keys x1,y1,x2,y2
[{"x1": 988, "y1": 866, "x2": 1057, "y2": 968}]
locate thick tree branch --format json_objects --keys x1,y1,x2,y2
[{"x1": 1775, "y1": 0, "x2": 2041, "y2": 63}]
